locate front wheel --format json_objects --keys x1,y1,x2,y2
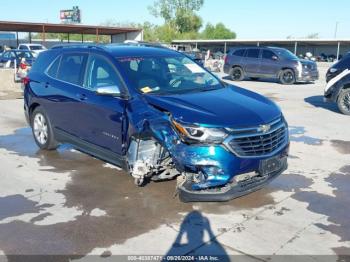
[
  {"x1": 279, "y1": 69, "x2": 296, "y2": 85},
  {"x1": 337, "y1": 89, "x2": 350, "y2": 115},
  {"x1": 31, "y1": 107, "x2": 58, "y2": 150}
]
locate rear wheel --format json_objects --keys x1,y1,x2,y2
[
  {"x1": 337, "y1": 89, "x2": 350, "y2": 115},
  {"x1": 229, "y1": 67, "x2": 244, "y2": 81},
  {"x1": 279, "y1": 69, "x2": 296, "y2": 85},
  {"x1": 31, "y1": 107, "x2": 58, "y2": 150}
]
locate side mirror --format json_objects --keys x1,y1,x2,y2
[
  {"x1": 272, "y1": 55, "x2": 278, "y2": 61},
  {"x1": 95, "y1": 85, "x2": 122, "y2": 97}
]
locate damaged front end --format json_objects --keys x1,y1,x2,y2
[{"x1": 126, "y1": 104, "x2": 289, "y2": 202}]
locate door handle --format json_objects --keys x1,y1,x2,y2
[
  {"x1": 76, "y1": 93, "x2": 87, "y2": 101},
  {"x1": 45, "y1": 82, "x2": 50, "y2": 88}
]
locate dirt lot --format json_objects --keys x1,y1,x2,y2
[{"x1": 0, "y1": 63, "x2": 349, "y2": 261}]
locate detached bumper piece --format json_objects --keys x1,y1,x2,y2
[{"x1": 178, "y1": 158, "x2": 287, "y2": 202}]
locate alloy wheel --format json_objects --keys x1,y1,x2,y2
[
  {"x1": 340, "y1": 92, "x2": 350, "y2": 113},
  {"x1": 33, "y1": 113, "x2": 48, "y2": 145}
]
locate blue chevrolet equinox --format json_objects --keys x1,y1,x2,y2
[{"x1": 24, "y1": 44, "x2": 289, "y2": 202}]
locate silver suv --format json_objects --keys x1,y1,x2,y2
[{"x1": 224, "y1": 47, "x2": 319, "y2": 84}]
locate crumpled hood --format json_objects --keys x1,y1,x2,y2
[{"x1": 144, "y1": 86, "x2": 281, "y2": 128}]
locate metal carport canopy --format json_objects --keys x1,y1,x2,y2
[
  {"x1": 172, "y1": 39, "x2": 350, "y2": 45},
  {"x1": 0, "y1": 21, "x2": 141, "y2": 35}
]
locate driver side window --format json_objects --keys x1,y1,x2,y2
[{"x1": 85, "y1": 54, "x2": 122, "y2": 91}]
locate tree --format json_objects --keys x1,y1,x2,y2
[
  {"x1": 201, "y1": 23, "x2": 236, "y2": 39},
  {"x1": 305, "y1": 33, "x2": 319, "y2": 39},
  {"x1": 148, "y1": 0, "x2": 204, "y2": 33}
]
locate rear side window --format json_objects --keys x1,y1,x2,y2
[
  {"x1": 233, "y1": 49, "x2": 246, "y2": 57},
  {"x1": 57, "y1": 53, "x2": 87, "y2": 86},
  {"x1": 30, "y1": 50, "x2": 61, "y2": 74},
  {"x1": 246, "y1": 49, "x2": 260, "y2": 58},
  {"x1": 262, "y1": 50, "x2": 276, "y2": 60},
  {"x1": 47, "y1": 56, "x2": 61, "y2": 78}
]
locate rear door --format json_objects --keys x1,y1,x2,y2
[
  {"x1": 259, "y1": 49, "x2": 280, "y2": 77},
  {"x1": 243, "y1": 48, "x2": 261, "y2": 76},
  {"x1": 44, "y1": 52, "x2": 89, "y2": 138}
]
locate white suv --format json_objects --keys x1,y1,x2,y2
[{"x1": 18, "y1": 43, "x2": 46, "y2": 57}]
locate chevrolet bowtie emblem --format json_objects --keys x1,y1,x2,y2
[{"x1": 259, "y1": 124, "x2": 271, "y2": 133}]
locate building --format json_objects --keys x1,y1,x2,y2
[{"x1": 172, "y1": 39, "x2": 350, "y2": 60}]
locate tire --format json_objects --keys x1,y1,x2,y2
[
  {"x1": 31, "y1": 106, "x2": 58, "y2": 150},
  {"x1": 279, "y1": 69, "x2": 296, "y2": 85},
  {"x1": 337, "y1": 89, "x2": 350, "y2": 115},
  {"x1": 229, "y1": 66, "x2": 244, "y2": 81}
]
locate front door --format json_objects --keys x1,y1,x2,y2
[
  {"x1": 76, "y1": 53, "x2": 127, "y2": 155},
  {"x1": 259, "y1": 49, "x2": 281, "y2": 77}
]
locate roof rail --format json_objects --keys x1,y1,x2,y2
[
  {"x1": 110, "y1": 40, "x2": 169, "y2": 49},
  {"x1": 51, "y1": 43, "x2": 106, "y2": 51}
]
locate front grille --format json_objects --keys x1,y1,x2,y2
[{"x1": 225, "y1": 118, "x2": 288, "y2": 157}]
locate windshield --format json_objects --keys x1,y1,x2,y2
[
  {"x1": 15, "y1": 51, "x2": 34, "y2": 59},
  {"x1": 30, "y1": 45, "x2": 44, "y2": 50},
  {"x1": 273, "y1": 49, "x2": 298, "y2": 60},
  {"x1": 116, "y1": 55, "x2": 223, "y2": 95}
]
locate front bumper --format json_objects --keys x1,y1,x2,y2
[{"x1": 178, "y1": 156, "x2": 288, "y2": 202}]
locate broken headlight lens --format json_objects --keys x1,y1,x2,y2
[{"x1": 172, "y1": 120, "x2": 227, "y2": 143}]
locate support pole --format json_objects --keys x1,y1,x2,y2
[
  {"x1": 81, "y1": 34, "x2": 84, "y2": 43},
  {"x1": 224, "y1": 42, "x2": 227, "y2": 54},
  {"x1": 96, "y1": 28, "x2": 99, "y2": 43},
  {"x1": 68, "y1": 33, "x2": 70, "y2": 43},
  {"x1": 29, "y1": 32, "x2": 32, "y2": 43},
  {"x1": 257, "y1": 42, "x2": 260, "y2": 47},
  {"x1": 42, "y1": 25, "x2": 46, "y2": 45},
  {"x1": 294, "y1": 41, "x2": 298, "y2": 55},
  {"x1": 16, "y1": 32, "x2": 19, "y2": 48},
  {"x1": 336, "y1": 42, "x2": 340, "y2": 61}
]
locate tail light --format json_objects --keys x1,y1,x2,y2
[
  {"x1": 22, "y1": 76, "x2": 30, "y2": 85},
  {"x1": 20, "y1": 63, "x2": 27, "y2": 70},
  {"x1": 224, "y1": 55, "x2": 228, "y2": 64}
]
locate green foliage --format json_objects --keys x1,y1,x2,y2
[
  {"x1": 147, "y1": 0, "x2": 236, "y2": 42},
  {"x1": 149, "y1": 0, "x2": 203, "y2": 34},
  {"x1": 201, "y1": 23, "x2": 236, "y2": 39},
  {"x1": 32, "y1": 32, "x2": 109, "y2": 43},
  {"x1": 149, "y1": 0, "x2": 204, "y2": 22}
]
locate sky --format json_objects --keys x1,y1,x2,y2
[{"x1": 0, "y1": 0, "x2": 349, "y2": 39}]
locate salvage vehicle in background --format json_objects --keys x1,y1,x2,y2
[
  {"x1": 24, "y1": 44, "x2": 289, "y2": 202},
  {"x1": 224, "y1": 46, "x2": 319, "y2": 84},
  {"x1": 324, "y1": 53, "x2": 350, "y2": 115},
  {"x1": 0, "y1": 50, "x2": 35, "y2": 68},
  {"x1": 18, "y1": 43, "x2": 47, "y2": 57},
  {"x1": 326, "y1": 52, "x2": 350, "y2": 82},
  {"x1": 182, "y1": 51, "x2": 204, "y2": 67}
]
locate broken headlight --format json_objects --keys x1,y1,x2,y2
[{"x1": 172, "y1": 120, "x2": 227, "y2": 144}]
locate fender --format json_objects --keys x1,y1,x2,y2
[{"x1": 325, "y1": 69, "x2": 350, "y2": 92}]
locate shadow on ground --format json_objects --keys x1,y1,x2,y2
[
  {"x1": 304, "y1": 95, "x2": 340, "y2": 113},
  {"x1": 0, "y1": 128, "x2": 282, "y2": 261},
  {"x1": 1, "y1": 127, "x2": 349, "y2": 260}
]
